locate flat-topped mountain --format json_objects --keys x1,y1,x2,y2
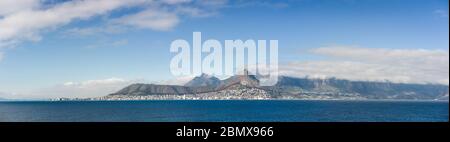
[
  {"x1": 267, "y1": 76, "x2": 449, "y2": 100},
  {"x1": 108, "y1": 72, "x2": 449, "y2": 100}
]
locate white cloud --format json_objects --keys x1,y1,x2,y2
[
  {"x1": 311, "y1": 46, "x2": 449, "y2": 62},
  {"x1": 0, "y1": 0, "x2": 228, "y2": 48},
  {"x1": 0, "y1": 76, "x2": 198, "y2": 99},
  {"x1": 0, "y1": 0, "x2": 148, "y2": 47},
  {"x1": 154, "y1": 75, "x2": 195, "y2": 85},
  {"x1": 226, "y1": 0, "x2": 288, "y2": 9},
  {"x1": 63, "y1": 25, "x2": 126, "y2": 36},
  {"x1": 0, "y1": 0, "x2": 39, "y2": 16},
  {"x1": 175, "y1": 6, "x2": 217, "y2": 17},
  {"x1": 281, "y1": 46, "x2": 449, "y2": 85},
  {"x1": 163, "y1": 0, "x2": 193, "y2": 5},
  {"x1": 0, "y1": 92, "x2": 9, "y2": 99},
  {"x1": 112, "y1": 0, "x2": 229, "y2": 30},
  {"x1": 29, "y1": 77, "x2": 139, "y2": 99},
  {"x1": 62, "y1": 78, "x2": 128, "y2": 88},
  {"x1": 85, "y1": 39, "x2": 129, "y2": 49},
  {"x1": 0, "y1": 91, "x2": 18, "y2": 99},
  {"x1": 113, "y1": 8, "x2": 180, "y2": 31}
]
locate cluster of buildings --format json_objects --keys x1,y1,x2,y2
[
  {"x1": 88, "y1": 87, "x2": 272, "y2": 101},
  {"x1": 54, "y1": 88, "x2": 367, "y2": 101}
]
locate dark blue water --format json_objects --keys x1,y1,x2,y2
[{"x1": 0, "y1": 100, "x2": 448, "y2": 122}]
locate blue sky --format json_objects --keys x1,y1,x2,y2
[{"x1": 0, "y1": 0, "x2": 448, "y2": 99}]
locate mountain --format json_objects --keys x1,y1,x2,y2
[
  {"x1": 437, "y1": 94, "x2": 449, "y2": 100},
  {"x1": 110, "y1": 70, "x2": 262, "y2": 96},
  {"x1": 109, "y1": 83, "x2": 216, "y2": 96},
  {"x1": 107, "y1": 73, "x2": 449, "y2": 100},
  {"x1": 185, "y1": 73, "x2": 221, "y2": 88},
  {"x1": 265, "y1": 76, "x2": 449, "y2": 100},
  {"x1": 216, "y1": 69, "x2": 260, "y2": 89}
]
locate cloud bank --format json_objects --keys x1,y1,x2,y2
[
  {"x1": 0, "y1": 0, "x2": 227, "y2": 48},
  {"x1": 27, "y1": 77, "x2": 137, "y2": 99},
  {"x1": 280, "y1": 46, "x2": 449, "y2": 85}
]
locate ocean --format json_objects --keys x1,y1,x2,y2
[{"x1": 0, "y1": 100, "x2": 448, "y2": 122}]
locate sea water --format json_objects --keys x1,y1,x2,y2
[{"x1": 0, "y1": 100, "x2": 448, "y2": 122}]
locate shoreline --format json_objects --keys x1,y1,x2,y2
[{"x1": 2, "y1": 99, "x2": 449, "y2": 103}]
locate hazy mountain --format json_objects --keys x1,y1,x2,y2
[
  {"x1": 437, "y1": 94, "x2": 449, "y2": 100},
  {"x1": 109, "y1": 83, "x2": 219, "y2": 96},
  {"x1": 265, "y1": 76, "x2": 449, "y2": 100},
  {"x1": 185, "y1": 73, "x2": 221, "y2": 88},
  {"x1": 108, "y1": 73, "x2": 449, "y2": 100},
  {"x1": 216, "y1": 70, "x2": 260, "y2": 89}
]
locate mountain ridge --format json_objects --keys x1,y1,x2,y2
[
  {"x1": 108, "y1": 73, "x2": 449, "y2": 100},
  {"x1": 185, "y1": 73, "x2": 221, "y2": 88}
]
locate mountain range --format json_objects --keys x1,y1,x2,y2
[{"x1": 108, "y1": 71, "x2": 449, "y2": 100}]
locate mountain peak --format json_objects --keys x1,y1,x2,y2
[
  {"x1": 243, "y1": 69, "x2": 249, "y2": 76},
  {"x1": 217, "y1": 73, "x2": 260, "y2": 89},
  {"x1": 199, "y1": 73, "x2": 212, "y2": 78},
  {"x1": 185, "y1": 74, "x2": 221, "y2": 87}
]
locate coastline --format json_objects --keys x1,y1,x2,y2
[{"x1": 2, "y1": 98, "x2": 448, "y2": 103}]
